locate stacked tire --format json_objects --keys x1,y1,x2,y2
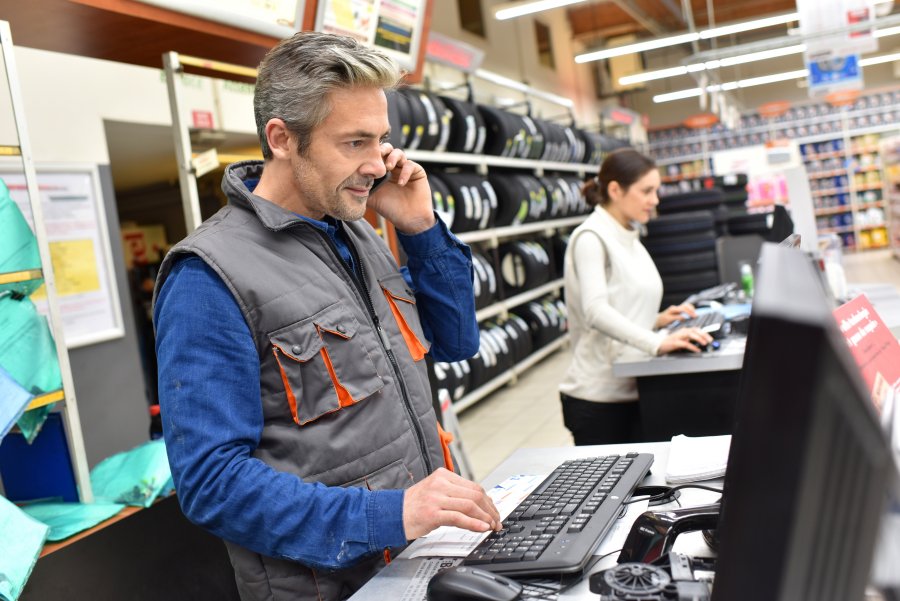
[{"x1": 642, "y1": 210, "x2": 720, "y2": 309}]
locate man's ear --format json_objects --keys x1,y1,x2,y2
[{"x1": 265, "y1": 118, "x2": 297, "y2": 160}]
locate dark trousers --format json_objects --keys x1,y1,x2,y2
[{"x1": 560, "y1": 393, "x2": 643, "y2": 446}]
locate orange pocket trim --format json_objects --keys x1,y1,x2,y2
[
  {"x1": 437, "y1": 422, "x2": 455, "y2": 472},
  {"x1": 273, "y1": 348, "x2": 302, "y2": 426},
  {"x1": 383, "y1": 291, "x2": 428, "y2": 362},
  {"x1": 317, "y1": 330, "x2": 357, "y2": 408}
]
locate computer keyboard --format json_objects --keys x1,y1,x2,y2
[
  {"x1": 672, "y1": 310, "x2": 728, "y2": 338},
  {"x1": 462, "y1": 453, "x2": 653, "y2": 577}
]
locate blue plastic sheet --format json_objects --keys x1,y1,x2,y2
[
  {"x1": 0, "y1": 295, "x2": 62, "y2": 443},
  {"x1": 89, "y1": 439, "x2": 172, "y2": 508},
  {"x1": 0, "y1": 495, "x2": 49, "y2": 601},
  {"x1": 21, "y1": 501, "x2": 125, "y2": 542},
  {"x1": 0, "y1": 366, "x2": 32, "y2": 443}
]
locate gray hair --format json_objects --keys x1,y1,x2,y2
[{"x1": 254, "y1": 31, "x2": 402, "y2": 159}]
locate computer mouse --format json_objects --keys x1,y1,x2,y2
[{"x1": 427, "y1": 566, "x2": 523, "y2": 601}]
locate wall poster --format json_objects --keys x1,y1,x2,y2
[
  {"x1": 315, "y1": 0, "x2": 427, "y2": 71},
  {"x1": 0, "y1": 163, "x2": 125, "y2": 348},
  {"x1": 135, "y1": 0, "x2": 307, "y2": 39}
]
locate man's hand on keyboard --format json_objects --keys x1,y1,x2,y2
[
  {"x1": 656, "y1": 303, "x2": 697, "y2": 328},
  {"x1": 402, "y1": 468, "x2": 502, "y2": 540}
]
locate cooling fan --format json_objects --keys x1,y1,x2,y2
[{"x1": 589, "y1": 553, "x2": 712, "y2": 601}]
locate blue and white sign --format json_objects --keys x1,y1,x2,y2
[{"x1": 806, "y1": 52, "x2": 863, "y2": 97}]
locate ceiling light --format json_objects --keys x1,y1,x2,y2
[
  {"x1": 620, "y1": 21, "x2": 900, "y2": 87},
  {"x1": 576, "y1": 33, "x2": 701, "y2": 63},
  {"x1": 619, "y1": 44, "x2": 806, "y2": 85},
  {"x1": 653, "y1": 49, "x2": 900, "y2": 103},
  {"x1": 576, "y1": 12, "x2": 798, "y2": 64},
  {"x1": 494, "y1": 0, "x2": 586, "y2": 21},
  {"x1": 736, "y1": 69, "x2": 809, "y2": 88},
  {"x1": 859, "y1": 51, "x2": 900, "y2": 65},
  {"x1": 699, "y1": 13, "x2": 799, "y2": 39}
]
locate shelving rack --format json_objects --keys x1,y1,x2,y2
[
  {"x1": 881, "y1": 135, "x2": 900, "y2": 260},
  {"x1": 0, "y1": 20, "x2": 93, "y2": 501},
  {"x1": 649, "y1": 88, "x2": 900, "y2": 250},
  {"x1": 162, "y1": 50, "x2": 600, "y2": 442}
]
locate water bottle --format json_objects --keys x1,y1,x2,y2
[{"x1": 740, "y1": 262, "x2": 755, "y2": 299}]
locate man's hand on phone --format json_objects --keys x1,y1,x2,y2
[{"x1": 366, "y1": 142, "x2": 436, "y2": 235}]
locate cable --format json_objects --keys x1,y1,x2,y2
[{"x1": 624, "y1": 483, "x2": 723, "y2": 505}]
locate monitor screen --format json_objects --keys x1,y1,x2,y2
[{"x1": 711, "y1": 243, "x2": 896, "y2": 601}]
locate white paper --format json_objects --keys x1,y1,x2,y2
[
  {"x1": 594, "y1": 499, "x2": 651, "y2": 558},
  {"x1": 407, "y1": 473, "x2": 547, "y2": 558},
  {"x1": 666, "y1": 434, "x2": 732, "y2": 484}
]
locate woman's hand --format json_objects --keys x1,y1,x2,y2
[
  {"x1": 655, "y1": 303, "x2": 697, "y2": 329},
  {"x1": 658, "y1": 327, "x2": 714, "y2": 354}
]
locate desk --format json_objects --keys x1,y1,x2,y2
[
  {"x1": 612, "y1": 337, "x2": 746, "y2": 441},
  {"x1": 350, "y1": 442, "x2": 721, "y2": 600}
]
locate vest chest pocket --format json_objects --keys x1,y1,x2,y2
[
  {"x1": 379, "y1": 274, "x2": 431, "y2": 362},
  {"x1": 270, "y1": 302, "x2": 384, "y2": 426}
]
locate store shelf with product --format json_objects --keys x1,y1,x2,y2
[
  {"x1": 0, "y1": 20, "x2": 93, "y2": 502},
  {"x1": 648, "y1": 88, "x2": 900, "y2": 252},
  {"x1": 881, "y1": 135, "x2": 900, "y2": 259},
  {"x1": 163, "y1": 51, "x2": 623, "y2": 420}
]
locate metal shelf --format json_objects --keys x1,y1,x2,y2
[
  {"x1": 405, "y1": 149, "x2": 595, "y2": 176},
  {"x1": 26, "y1": 389, "x2": 65, "y2": 411},
  {"x1": 475, "y1": 279, "x2": 564, "y2": 322},
  {"x1": 457, "y1": 215, "x2": 587, "y2": 244},
  {"x1": 453, "y1": 334, "x2": 570, "y2": 413},
  {"x1": 0, "y1": 267, "x2": 42, "y2": 285},
  {"x1": 1, "y1": 20, "x2": 93, "y2": 502}
]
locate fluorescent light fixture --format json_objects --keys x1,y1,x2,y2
[
  {"x1": 653, "y1": 88, "x2": 705, "y2": 102},
  {"x1": 859, "y1": 51, "x2": 900, "y2": 65},
  {"x1": 576, "y1": 33, "x2": 700, "y2": 63},
  {"x1": 619, "y1": 21, "x2": 900, "y2": 86},
  {"x1": 619, "y1": 44, "x2": 806, "y2": 85},
  {"x1": 736, "y1": 69, "x2": 809, "y2": 88},
  {"x1": 576, "y1": 12, "x2": 798, "y2": 64},
  {"x1": 494, "y1": 0, "x2": 586, "y2": 20},
  {"x1": 653, "y1": 49, "x2": 900, "y2": 102},
  {"x1": 619, "y1": 66, "x2": 690, "y2": 85},
  {"x1": 874, "y1": 25, "x2": 900, "y2": 37},
  {"x1": 718, "y1": 44, "x2": 806, "y2": 67},
  {"x1": 700, "y1": 13, "x2": 799, "y2": 39}
]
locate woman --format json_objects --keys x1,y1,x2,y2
[{"x1": 559, "y1": 148, "x2": 713, "y2": 446}]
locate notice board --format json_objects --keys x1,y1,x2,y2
[{"x1": 0, "y1": 163, "x2": 124, "y2": 348}]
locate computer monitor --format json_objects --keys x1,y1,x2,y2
[
  {"x1": 711, "y1": 243, "x2": 897, "y2": 601},
  {"x1": 778, "y1": 233, "x2": 801, "y2": 248}
]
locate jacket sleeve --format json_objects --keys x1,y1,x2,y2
[
  {"x1": 397, "y1": 215, "x2": 480, "y2": 362},
  {"x1": 154, "y1": 256, "x2": 408, "y2": 570}
]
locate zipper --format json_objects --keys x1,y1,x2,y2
[{"x1": 309, "y1": 226, "x2": 434, "y2": 474}]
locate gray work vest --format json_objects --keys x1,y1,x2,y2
[{"x1": 155, "y1": 161, "x2": 449, "y2": 601}]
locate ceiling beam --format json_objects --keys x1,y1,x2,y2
[
  {"x1": 608, "y1": 0, "x2": 668, "y2": 35},
  {"x1": 659, "y1": 0, "x2": 687, "y2": 24}
]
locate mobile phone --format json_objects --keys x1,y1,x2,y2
[{"x1": 370, "y1": 174, "x2": 389, "y2": 194}]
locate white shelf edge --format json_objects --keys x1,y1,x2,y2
[
  {"x1": 405, "y1": 149, "x2": 595, "y2": 174},
  {"x1": 457, "y1": 215, "x2": 587, "y2": 244},
  {"x1": 453, "y1": 333, "x2": 570, "y2": 413},
  {"x1": 475, "y1": 279, "x2": 564, "y2": 322}
]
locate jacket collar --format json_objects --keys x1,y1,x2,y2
[{"x1": 221, "y1": 160, "x2": 308, "y2": 232}]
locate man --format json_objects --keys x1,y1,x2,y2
[{"x1": 153, "y1": 31, "x2": 500, "y2": 600}]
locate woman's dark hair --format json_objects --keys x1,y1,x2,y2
[{"x1": 582, "y1": 148, "x2": 656, "y2": 207}]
